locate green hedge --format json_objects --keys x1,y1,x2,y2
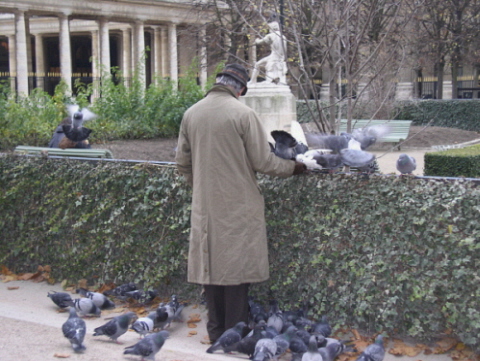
[
  {"x1": 395, "y1": 100, "x2": 480, "y2": 131},
  {"x1": 1, "y1": 155, "x2": 480, "y2": 347},
  {"x1": 425, "y1": 144, "x2": 480, "y2": 177}
]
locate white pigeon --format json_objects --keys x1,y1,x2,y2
[{"x1": 132, "y1": 312, "x2": 157, "y2": 337}]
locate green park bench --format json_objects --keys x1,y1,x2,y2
[
  {"x1": 339, "y1": 119, "x2": 412, "y2": 150},
  {"x1": 14, "y1": 146, "x2": 114, "y2": 159}
]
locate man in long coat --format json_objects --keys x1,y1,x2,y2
[{"x1": 175, "y1": 63, "x2": 306, "y2": 343}]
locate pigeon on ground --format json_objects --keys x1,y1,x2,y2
[
  {"x1": 206, "y1": 321, "x2": 247, "y2": 353},
  {"x1": 48, "y1": 291, "x2": 73, "y2": 309},
  {"x1": 319, "y1": 342, "x2": 348, "y2": 361},
  {"x1": 356, "y1": 335, "x2": 385, "y2": 361},
  {"x1": 123, "y1": 330, "x2": 169, "y2": 361},
  {"x1": 249, "y1": 297, "x2": 268, "y2": 326},
  {"x1": 104, "y1": 282, "x2": 138, "y2": 297},
  {"x1": 396, "y1": 153, "x2": 416, "y2": 174},
  {"x1": 271, "y1": 130, "x2": 299, "y2": 160},
  {"x1": 76, "y1": 288, "x2": 115, "y2": 310},
  {"x1": 168, "y1": 294, "x2": 185, "y2": 322},
  {"x1": 154, "y1": 306, "x2": 170, "y2": 330},
  {"x1": 273, "y1": 325, "x2": 297, "y2": 357},
  {"x1": 302, "y1": 335, "x2": 323, "y2": 361},
  {"x1": 252, "y1": 338, "x2": 278, "y2": 361},
  {"x1": 311, "y1": 315, "x2": 332, "y2": 338},
  {"x1": 132, "y1": 312, "x2": 157, "y2": 337},
  {"x1": 66, "y1": 298, "x2": 101, "y2": 317},
  {"x1": 289, "y1": 329, "x2": 309, "y2": 361},
  {"x1": 62, "y1": 307, "x2": 86, "y2": 352},
  {"x1": 224, "y1": 322, "x2": 267, "y2": 357},
  {"x1": 93, "y1": 311, "x2": 136, "y2": 343},
  {"x1": 267, "y1": 299, "x2": 284, "y2": 333}
]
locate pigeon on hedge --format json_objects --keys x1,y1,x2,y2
[
  {"x1": 132, "y1": 312, "x2": 157, "y2": 338},
  {"x1": 66, "y1": 298, "x2": 101, "y2": 317},
  {"x1": 302, "y1": 335, "x2": 323, "y2": 361},
  {"x1": 123, "y1": 330, "x2": 169, "y2": 361},
  {"x1": 267, "y1": 299, "x2": 284, "y2": 333},
  {"x1": 355, "y1": 335, "x2": 385, "y2": 361},
  {"x1": 93, "y1": 311, "x2": 136, "y2": 343},
  {"x1": 206, "y1": 321, "x2": 247, "y2": 353},
  {"x1": 76, "y1": 287, "x2": 115, "y2": 310},
  {"x1": 48, "y1": 291, "x2": 73, "y2": 309},
  {"x1": 224, "y1": 323, "x2": 267, "y2": 358},
  {"x1": 396, "y1": 153, "x2": 417, "y2": 174},
  {"x1": 62, "y1": 307, "x2": 86, "y2": 352},
  {"x1": 311, "y1": 315, "x2": 332, "y2": 338},
  {"x1": 308, "y1": 153, "x2": 344, "y2": 171},
  {"x1": 340, "y1": 149, "x2": 376, "y2": 168},
  {"x1": 252, "y1": 337, "x2": 278, "y2": 361}
]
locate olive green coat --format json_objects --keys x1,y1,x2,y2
[{"x1": 175, "y1": 85, "x2": 295, "y2": 285}]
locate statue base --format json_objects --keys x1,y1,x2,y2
[{"x1": 240, "y1": 82, "x2": 297, "y2": 143}]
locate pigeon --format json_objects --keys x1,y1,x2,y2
[
  {"x1": 340, "y1": 149, "x2": 376, "y2": 168},
  {"x1": 311, "y1": 315, "x2": 332, "y2": 338},
  {"x1": 76, "y1": 287, "x2": 115, "y2": 310},
  {"x1": 273, "y1": 325, "x2": 297, "y2": 357},
  {"x1": 66, "y1": 298, "x2": 101, "y2": 317},
  {"x1": 62, "y1": 307, "x2": 86, "y2": 352},
  {"x1": 104, "y1": 282, "x2": 138, "y2": 297},
  {"x1": 168, "y1": 294, "x2": 185, "y2": 322},
  {"x1": 305, "y1": 133, "x2": 350, "y2": 154},
  {"x1": 318, "y1": 341, "x2": 348, "y2": 361},
  {"x1": 252, "y1": 337, "x2": 278, "y2": 361},
  {"x1": 309, "y1": 153, "x2": 344, "y2": 171},
  {"x1": 93, "y1": 311, "x2": 136, "y2": 343},
  {"x1": 351, "y1": 124, "x2": 391, "y2": 150},
  {"x1": 224, "y1": 322, "x2": 267, "y2": 357},
  {"x1": 60, "y1": 105, "x2": 96, "y2": 146},
  {"x1": 302, "y1": 335, "x2": 323, "y2": 361},
  {"x1": 271, "y1": 130, "x2": 298, "y2": 160},
  {"x1": 132, "y1": 312, "x2": 157, "y2": 337},
  {"x1": 289, "y1": 330, "x2": 309, "y2": 361},
  {"x1": 249, "y1": 297, "x2": 268, "y2": 326},
  {"x1": 267, "y1": 299, "x2": 284, "y2": 333},
  {"x1": 396, "y1": 153, "x2": 417, "y2": 174},
  {"x1": 206, "y1": 321, "x2": 247, "y2": 353},
  {"x1": 356, "y1": 335, "x2": 385, "y2": 361},
  {"x1": 125, "y1": 290, "x2": 146, "y2": 301},
  {"x1": 124, "y1": 330, "x2": 169, "y2": 361},
  {"x1": 48, "y1": 291, "x2": 73, "y2": 309},
  {"x1": 154, "y1": 306, "x2": 170, "y2": 330}
]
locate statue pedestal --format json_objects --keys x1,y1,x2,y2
[{"x1": 240, "y1": 83, "x2": 297, "y2": 142}]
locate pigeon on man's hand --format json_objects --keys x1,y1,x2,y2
[
  {"x1": 76, "y1": 288, "x2": 115, "y2": 310},
  {"x1": 396, "y1": 154, "x2": 416, "y2": 174},
  {"x1": 48, "y1": 291, "x2": 73, "y2": 309},
  {"x1": 62, "y1": 307, "x2": 86, "y2": 352},
  {"x1": 123, "y1": 330, "x2": 169, "y2": 361},
  {"x1": 66, "y1": 298, "x2": 101, "y2": 317},
  {"x1": 93, "y1": 311, "x2": 136, "y2": 343},
  {"x1": 356, "y1": 335, "x2": 385, "y2": 361},
  {"x1": 206, "y1": 321, "x2": 247, "y2": 353},
  {"x1": 271, "y1": 130, "x2": 299, "y2": 160}
]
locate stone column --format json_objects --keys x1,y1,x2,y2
[
  {"x1": 99, "y1": 17, "x2": 110, "y2": 75},
  {"x1": 91, "y1": 30, "x2": 100, "y2": 99},
  {"x1": 133, "y1": 20, "x2": 145, "y2": 86},
  {"x1": 34, "y1": 34, "x2": 45, "y2": 90},
  {"x1": 153, "y1": 26, "x2": 161, "y2": 80},
  {"x1": 8, "y1": 35, "x2": 16, "y2": 91},
  {"x1": 14, "y1": 10, "x2": 29, "y2": 95},
  {"x1": 121, "y1": 28, "x2": 131, "y2": 83},
  {"x1": 168, "y1": 22, "x2": 178, "y2": 86},
  {"x1": 160, "y1": 27, "x2": 167, "y2": 77},
  {"x1": 199, "y1": 26, "x2": 207, "y2": 89},
  {"x1": 59, "y1": 13, "x2": 72, "y2": 92}
]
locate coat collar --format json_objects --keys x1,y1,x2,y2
[{"x1": 206, "y1": 84, "x2": 239, "y2": 99}]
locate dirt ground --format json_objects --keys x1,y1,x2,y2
[{"x1": 92, "y1": 126, "x2": 480, "y2": 162}]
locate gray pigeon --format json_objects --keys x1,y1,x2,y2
[
  {"x1": 48, "y1": 291, "x2": 73, "y2": 309},
  {"x1": 154, "y1": 306, "x2": 170, "y2": 330},
  {"x1": 319, "y1": 342, "x2": 348, "y2": 361},
  {"x1": 252, "y1": 338, "x2": 278, "y2": 361},
  {"x1": 62, "y1": 307, "x2": 86, "y2": 352},
  {"x1": 396, "y1": 153, "x2": 417, "y2": 174},
  {"x1": 311, "y1": 153, "x2": 344, "y2": 171},
  {"x1": 206, "y1": 321, "x2": 247, "y2": 353},
  {"x1": 311, "y1": 315, "x2": 332, "y2": 338},
  {"x1": 132, "y1": 312, "x2": 157, "y2": 337},
  {"x1": 93, "y1": 311, "x2": 136, "y2": 343},
  {"x1": 224, "y1": 322, "x2": 267, "y2": 358},
  {"x1": 66, "y1": 298, "x2": 101, "y2": 317},
  {"x1": 267, "y1": 299, "x2": 284, "y2": 333},
  {"x1": 352, "y1": 124, "x2": 391, "y2": 150},
  {"x1": 356, "y1": 335, "x2": 385, "y2": 361},
  {"x1": 76, "y1": 287, "x2": 115, "y2": 310},
  {"x1": 305, "y1": 133, "x2": 350, "y2": 154},
  {"x1": 302, "y1": 335, "x2": 323, "y2": 361},
  {"x1": 61, "y1": 104, "x2": 97, "y2": 143},
  {"x1": 271, "y1": 130, "x2": 298, "y2": 160},
  {"x1": 289, "y1": 330, "x2": 309, "y2": 361},
  {"x1": 168, "y1": 294, "x2": 185, "y2": 322},
  {"x1": 340, "y1": 149, "x2": 375, "y2": 168},
  {"x1": 273, "y1": 325, "x2": 297, "y2": 357},
  {"x1": 124, "y1": 330, "x2": 169, "y2": 361}
]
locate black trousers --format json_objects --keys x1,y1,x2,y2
[{"x1": 203, "y1": 283, "x2": 250, "y2": 343}]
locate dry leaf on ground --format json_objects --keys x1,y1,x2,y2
[
  {"x1": 388, "y1": 339, "x2": 426, "y2": 357},
  {"x1": 53, "y1": 353, "x2": 70, "y2": 358},
  {"x1": 187, "y1": 313, "x2": 201, "y2": 324},
  {"x1": 188, "y1": 331, "x2": 197, "y2": 336},
  {"x1": 7, "y1": 286, "x2": 19, "y2": 290},
  {"x1": 433, "y1": 337, "x2": 458, "y2": 354}
]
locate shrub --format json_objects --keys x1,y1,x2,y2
[{"x1": 424, "y1": 144, "x2": 480, "y2": 177}]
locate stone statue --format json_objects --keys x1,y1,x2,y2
[{"x1": 250, "y1": 21, "x2": 288, "y2": 85}]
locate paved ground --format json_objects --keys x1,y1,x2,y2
[{"x1": 0, "y1": 280, "x2": 456, "y2": 361}]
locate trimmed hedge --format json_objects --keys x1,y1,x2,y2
[
  {"x1": 1, "y1": 155, "x2": 480, "y2": 347},
  {"x1": 425, "y1": 144, "x2": 480, "y2": 177}
]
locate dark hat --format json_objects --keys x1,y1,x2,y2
[{"x1": 217, "y1": 63, "x2": 249, "y2": 95}]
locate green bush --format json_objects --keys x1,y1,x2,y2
[
  {"x1": 424, "y1": 144, "x2": 480, "y2": 177},
  {"x1": 1, "y1": 155, "x2": 480, "y2": 347},
  {"x1": 395, "y1": 99, "x2": 480, "y2": 131}
]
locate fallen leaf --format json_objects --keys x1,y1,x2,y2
[
  {"x1": 187, "y1": 323, "x2": 197, "y2": 328},
  {"x1": 53, "y1": 353, "x2": 70, "y2": 358},
  {"x1": 44, "y1": 265, "x2": 51, "y2": 272},
  {"x1": 1, "y1": 265, "x2": 13, "y2": 275},
  {"x1": 188, "y1": 331, "x2": 198, "y2": 336},
  {"x1": 77, "y1": 279, "x2": 88, "y2": 289},
  {"x1": 18, "y1": 273, "x2": 34, "y2": 280},
  {"x1": 7, "y1": 286, "x2": 19, "y2": 290},
  {"x1": 2, "y1": 275, "x2": 18, "y2": 283},
  {"x1": 37, "y1": 265, "x2": 44, "y2": 272},
  {"x1": 388, "y1": 339, "x2": 425, "y2": 357},
  {"x1": 433, "y1": 337, "x2": 458, "y2": 354},
  {"x1": 351, "y1": 329, "x2": 361, "y2": 340},
  {"x1": 187, "y1": 314, "x2": 201, "y2": 323}
]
